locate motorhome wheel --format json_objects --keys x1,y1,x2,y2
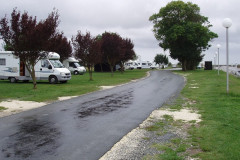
[
  {"x1": 49, "y1": 76, "x2": 58, "y2": 84},
  {"x1": 73, "y1": 71, "x2": 79, "y2": 75},
  {"x1": 9, "y1": 77, "x2": 17, "y2": 83}
]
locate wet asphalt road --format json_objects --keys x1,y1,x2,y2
[{"x1": 0, "y1": 70, "x2": 184, "y2": 160}]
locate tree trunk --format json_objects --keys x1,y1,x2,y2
[
  {"x1": 107, "y1": 57, "x2": 114, "y2": 77},
  {"x1": 25, "y1": 63, "x2": 37, "y2": 89},
  {"x1": 182, "y1": 60, "x2": 187, "y2": 71},
  {"x1": 120, "y1": 62, "x2": 124, "y2": 74},
  {"x1": 88, "y1": 66, "x2": 93, "y2": 81},
  {"x1": 31, "y1": 68, "x2": 37, "y2": 89},
  {"x1": 110, "y1": 65, "x2": 114, "y2": 77}
]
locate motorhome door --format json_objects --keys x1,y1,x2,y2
[{"x1": 40, "y1": 59, "x2": 53, "y2": 79}]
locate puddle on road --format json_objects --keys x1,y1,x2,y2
[
  {"x1": 2, "y1": 117, "x2": 60, "y2": 159},
  {"x1": 76, "y1": 89, "x2": 134, "y2": 118}
]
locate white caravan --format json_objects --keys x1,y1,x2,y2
[
  {"x1": 124, "y1": 60, "x2": 139, "y2": 70},
  {"x1": 150, "y1": 62, "x2": 158, "y2": 69},
  {"x1": 137, "y1": 61, "x2": 152, "y2": 69},
  {"x1": 0, "y1": 51, "x2": 71, "y2": 83},
  {"x1": 63, "y1": 57, "x2": 86, "y2": 75}
]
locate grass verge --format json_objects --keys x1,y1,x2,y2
[
  {"x1": 0, "y1": 106, "x2": 8, "y2": 111},
  {"x1": 0, "y1": 69, "x2": 148, "y2": 102},
  {"x1": 143, "y1": 69, "x2": 240, "y2": 160},
  {"x1": 181, "y1": 70, "x2": 240, "y2": 159}
]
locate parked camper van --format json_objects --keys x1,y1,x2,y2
[
  {"x1": 63, "y1": 57, "x2": 86, "y2": 75},
  {"x1": 150, "y1": 62, "x2": 158, "y2": 69},
  {"x1": 124, "y1": 60, "x2": 139, "y2": 70},
  {"x1": 0, "y1": 51, "x2": 71, "y2": 83},
  {"x1": 137, "y1": 61, "x2": 152, "y2": 69}
]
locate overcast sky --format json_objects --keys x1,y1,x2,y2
[{"x1": 0, "y1": 0, "x2": 239, "y2": 64}]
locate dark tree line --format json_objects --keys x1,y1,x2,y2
[{"x1": 72, "y1": 31, "x2": 136, "y2": 79}]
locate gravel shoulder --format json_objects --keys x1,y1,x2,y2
[{"x1": 100, "y1": 104, "x2": 201, "y2": 160}]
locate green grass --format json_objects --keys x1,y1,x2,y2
[
  {"x1": 175, "y1": 70, "x2": 240, "y2": 159},
  {"x1": 151, "y1": 141, "x2": 186, "y2": 160},
  {"x1": 143, "y1": 69, "x2": 240, "y2": 160},
  {"x1": 143, "y1": 114, "x2": 189, "y2": 160},
  {"x1": 0, "y1": 69, "x2": 148, "y2": 102},
  {"x1": 0, "y1": 106, "x2": 7, "y2": 111}
]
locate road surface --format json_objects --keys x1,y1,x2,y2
[{"x1": 0, "y1": 70, "x2": 184, "y2": 160}]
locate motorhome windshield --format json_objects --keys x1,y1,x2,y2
[
  {"x1": 49, "y1": 60, "x2": 64, "y2": 68},
  {"x1": 74, "y1": 62, "x2": 80, "y2": 67}
]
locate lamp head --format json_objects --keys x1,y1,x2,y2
[{"x1": 222, "y1": 18, "x2": 232, "y2": 28}]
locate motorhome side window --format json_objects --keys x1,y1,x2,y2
[
  {"x1": 41, "y1": 60, "x2": 49, "y2": 68},
  {"x1": 0, "y1": 58, "x2": 6, "y2": 65},
  {"x1": 69, "y1": 62, "x2": 76, "y2": 68}
]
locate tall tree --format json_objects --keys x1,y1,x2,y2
[
  {"x1": 0, "y1": 9, "x2": 59, "y2": 89},
  {"x1": 154, "y1": 54, "x2": 168, "y2": 68},
  {"x1": 47, "y1": 32, "x2": 72, "y2": 62},
  {"x1": 119, "y1": 38, "x2": 136, "y2": 73},
  {"x1": 72, "y1": 31, "x2": 102, "y2": 80},
  {"x1": 149, "y1": 1, "x2": 218, "y2": 71},
  {"x1": 101, "y1": 32, "x2": 123, "y2": 76}
]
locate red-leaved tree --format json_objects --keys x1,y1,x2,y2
[
  {"x1": 72, "y1": 31, "x2": 102, "y2": 80},
  {"x1": 0, "y1": 9, "x2": 59, "y2": 89},
  {"x1": 101, "y1": 32, "x2": 123, "y2": 77},
  {"x1": 119, "y1": 38, "x2": 136, "y2": 72},
  {"x1": 47, "y1": 32, "x2": 72, "y2": 62}
]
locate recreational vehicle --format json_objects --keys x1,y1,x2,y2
[
  {"x1": 150, "y1": 62, "x2": 158, "y2": 69},
  {"x1": 0, "y1": 51, "x2": 71, "y2": 83},
  {"x1": 137, "y1": 61, "x2": 152, "y2": 69},
  {"x1": 63, "y1": 57, "x2": 86, "y2": 75},
  {"x1": 124, "y1": 60, "x2": 139, "y2": 70}
]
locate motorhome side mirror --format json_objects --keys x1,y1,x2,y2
[{"x1": 48, "y1": 65, "x2": 52, "y2": 70}]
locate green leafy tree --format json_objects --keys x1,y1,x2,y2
[
  {"x1": 154, "y1": 54, "x2": 168, "y2": 68},
  {"x1": 149, "y1": 1, "x2": 218, "y2": 71}
]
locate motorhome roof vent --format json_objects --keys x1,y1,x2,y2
[{"x1": 48, "y1": 52, "x2": 60, "y2": 60}]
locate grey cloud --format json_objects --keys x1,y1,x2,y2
[{"x1": 0, "y1": 0, "x2": 239, "y2": 64}]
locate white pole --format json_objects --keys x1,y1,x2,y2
[
  {"x1": 226, "y1": 27, "x2": 229, "y2": 94},
  {"x1": 223, "y1": 18, "x2": 232, "y2": 94},
  {"x1": 218, "y1": 48, "x2": 220, "y2": 75}
]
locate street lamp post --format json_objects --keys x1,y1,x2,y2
[
  {"x1": 222, "y1": 18, "x2": 232, "y2": 94},
  {"x1": 217, "y1": 44, "x2": 221, "y2": 75},
  {"x1": 213, "y1": 54, "x2": 217, "y2": 69},
  {"x1": 215, "y1": 52, "x2": 218, "y2": 70}
]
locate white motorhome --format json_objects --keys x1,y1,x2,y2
[
  {"x1": 0, "y1": 51, "x2": 71, "y2": 83},
  {"x1": 124, "y1": 60, "x2": 139, "y2": 70},
  {"x1": 137, "y1": 61, "x2": 152, "y2": 69},
  {"x1": 63, "y1": 57, "x2": 86, "y2": 75},
  {"x1": 150, "y1": 62, "x2": 158, "y2": 69}
]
